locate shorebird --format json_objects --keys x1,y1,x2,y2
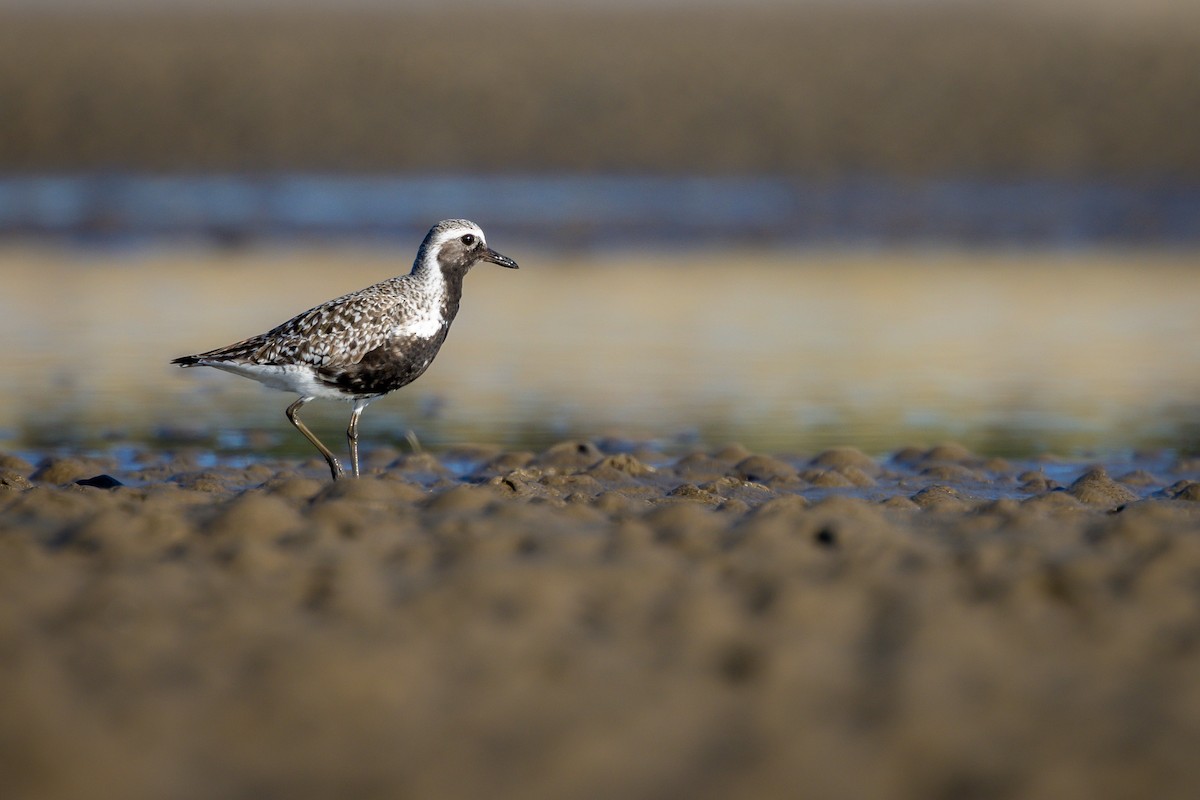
[{"x1": 172, "y1": 219, "x2": 518, "y2": 480}]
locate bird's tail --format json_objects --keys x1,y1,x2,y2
[{"x1": 171, "y1": 355, "x2": 203, "y2": 367}]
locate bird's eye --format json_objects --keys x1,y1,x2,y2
[{"x1": 460, "y1": 234, "x2": 476, "y2": 246}]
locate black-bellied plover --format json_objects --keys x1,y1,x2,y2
[{"x1": 172, "y1": 219, "x2": 518, "y2": 480}]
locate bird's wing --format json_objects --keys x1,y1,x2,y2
[{"x1": 187, "y1": 288, "x2": 397, "y2": 368}]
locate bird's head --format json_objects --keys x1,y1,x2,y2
[{"x1": 422, "y1": 219, "x2": 519, "y2": 275}]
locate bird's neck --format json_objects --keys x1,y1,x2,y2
[
  {"x1": 408, "y1": 260, "x2": 464, "y2": 323},
  {"x1": 439, "y1": 269, "x2": 465, "y2": 323}
]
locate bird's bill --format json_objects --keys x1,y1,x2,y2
[{"x1": 482, "y1": 248, "x2": 519, "y2": 269}]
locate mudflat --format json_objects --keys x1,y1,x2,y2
[{"x1": 3, "y1": 441, "x2": 1199, "y2": 799}]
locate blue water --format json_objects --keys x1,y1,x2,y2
[{"x1": 1, "y1": 174, "x2": 1197, "y2": 248}]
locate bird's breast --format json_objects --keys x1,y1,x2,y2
[
  {"x1": 319, "y1": 331, "x2": 448, "y2": 398},
  {"x1": 391, "y1": 309, "x2": 444, "y2": 340}
]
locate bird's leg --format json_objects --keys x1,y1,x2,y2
[
  {"x1": 404, "y1": 429, "x2": 422, "y2": 453},
  {"x1": 347, "y1": 399, "x2": 369, "y2": 478},
  {"x1": 286, "y1": 397, "x2": 344, "y2": 480}
]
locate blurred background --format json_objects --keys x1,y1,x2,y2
[{"x1": 1, "y1": 0, "x2": 1198, "y2": 458}]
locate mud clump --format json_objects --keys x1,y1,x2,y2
[
  {"x1": 31, "y1": 456, "x2": 116, "y2": 484},
  {"x1": 1069, "y1": 466, "x2": 1141, "y2": 508}
]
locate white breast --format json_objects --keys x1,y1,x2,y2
[{"x1": 393, "y1": 304, "x2": 443, "y2": 339}]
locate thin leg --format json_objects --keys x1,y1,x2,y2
[
  {"x1": 347, "y1": 399, "x2": 370, "y2": 478},
  {"x1": 286, "y1": 397, "x2": 344, "y2": 480},
  {"x1": 404, "y1": 429, "x2": 422, "y2": 453}
]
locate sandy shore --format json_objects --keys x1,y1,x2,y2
[{"x1": 2, "y1": 441, "x2": 1200, "y2": 799}]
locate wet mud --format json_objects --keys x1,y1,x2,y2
[{"x1": 3, "y1": 441, "x2": 1200, "y2": 800}]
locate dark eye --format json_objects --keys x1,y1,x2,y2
[{"x1": 460, "y1": 234, "x2": 476, "y2": 246}]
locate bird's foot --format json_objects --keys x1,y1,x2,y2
[{"x1": 328, "y1": 459, "x2": 346, "y2": 481}]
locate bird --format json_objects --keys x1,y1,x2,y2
[{"x1": 171, "y1": 219, "x2": 518, "y2": 480}]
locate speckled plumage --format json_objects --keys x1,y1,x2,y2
[{"x1": 172, "y1": 219, "x2": 518, "y2": 479}]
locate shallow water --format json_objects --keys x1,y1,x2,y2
[
  {"x1": 3, "y1": 174, "x2": 1198, "y2": 247},
  {"x1": 1, "y1": 246, "x2": 1198, "y2": 459}
]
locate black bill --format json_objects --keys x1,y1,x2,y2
[{"x1": 482, "y1": 248, "x2": 519, "y2": 269}]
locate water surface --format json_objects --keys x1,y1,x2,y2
[
  {"x1": 2, "y1": 174, "x2": 1197, "y2": 248},
  {"x1": 2, "y1": 246, "x2": 1197, "y2": 460}
]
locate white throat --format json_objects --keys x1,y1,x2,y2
[
  {"x1": 392, "y1": 244, "x2": 448, "y2": 339},
  {"x1": 411, "y1": 244, "x2": 447, "y2": 292}
]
